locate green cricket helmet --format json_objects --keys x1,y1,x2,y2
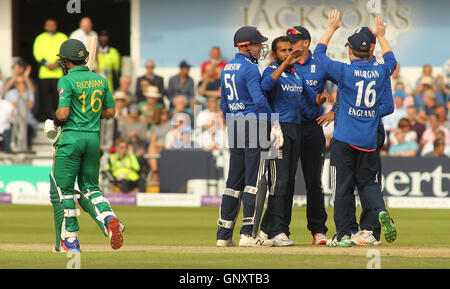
[{"x1": 57, "y1": 39, "x2": 89, "y2": 62}]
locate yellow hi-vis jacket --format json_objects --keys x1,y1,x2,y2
[
  {"x1": 107, "y1": 153, "x2": 141, "y2": 182},
  {"x1": 33, "y1": 32, "x2": 68, "y2": 79},
  {"x1": 97, "y1": 46, "x2": 121, "y2": 91}
]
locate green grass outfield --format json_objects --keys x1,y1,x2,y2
[{"x1": 0, "y1": 204, "x2": 449, "y2": 269}]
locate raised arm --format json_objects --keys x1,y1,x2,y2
[
  {"x1": 270, "y1": 49, "x2": 302, "y2": 81},
  {"x1": 369, "y1": 16, "x2": 391, "y2": 55},
  {"x1": 314, "y1": 9, "x2": 346, "y2": 82},
  {"x1": 318, "y1": 9, "x2": 342, "y2": 46},
  {"x1": 369, "y1": 16, "x2": 397, "y2": 75}
]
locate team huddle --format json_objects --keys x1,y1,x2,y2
[
  {"x1": 42, "y1": 9, "x2": 397, "y2": 253},
  {"x1": 217, "y1": 9, "x2": 398, "y2": 247}
]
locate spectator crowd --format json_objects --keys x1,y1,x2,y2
[{"x1": 0, "y1": 17, "x2": 449, "y2": 193}]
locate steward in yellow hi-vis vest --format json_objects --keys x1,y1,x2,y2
[
  {"x1": 105, "y1": 139, "x2": 147, "y2": 194},
  {"x1": 33, "y1": 23, "x2": 68, "y2": 79},
  {"x1": 44, "y1": 38, "x2": 124, "y2": 253},
  {"x1": 97, "y1": 31, "x2": 121, "y2": 91},
  {"x1": 33, "y1": 19, "x2": 69, "y2": 121}
]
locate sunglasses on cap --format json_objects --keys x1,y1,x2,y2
[{"x1": 286, "y1": 28, "x2": 302, "y2": 36}]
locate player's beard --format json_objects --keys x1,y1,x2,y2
[{"x1": 275, "y1": 55, "x2": 292, "y2": 71}]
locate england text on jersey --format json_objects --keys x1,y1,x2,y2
[
  {"x1": 348, "y1": 107, "x2": 375, "y2": 118},
  {"x1": 76, "y1": 80, "x2": 104, "y2": 90},
  {"x1": 228, "y1": 102, "x2": 246, "y2": 111}
]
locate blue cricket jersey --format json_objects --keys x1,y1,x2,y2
[
  {"x1": 292, "y1": 50, "x2": 337, "y2": 121},
  {"x1": 314, "y1": 43, "x2": 397, "y2": 151},
  {"x1": 220, "y1": 53, "x2": 272, "y2": 120},
  {"x1": 331, "y1": 56, "x2": 394, "y2": 127},
  {"x1": 261, "y1": 62, "x2": 319, "y2": 124}
]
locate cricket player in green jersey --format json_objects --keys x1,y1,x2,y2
[{"x1": 44, "y1": 39, "x2": 124, "y2": 252}]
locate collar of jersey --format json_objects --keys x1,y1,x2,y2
[
  {"x1": 68, "y1": 66, "x2": 90, "y2": 73},
  {"x1": 236, "y1": 53, "x2": 258, "y2": 64},
  {"x1": 351, "y1": 58, "x2": 370, "y2": 64},
  {"x1": 297, "y1": 50, "x2": 313, "y2": 66}
]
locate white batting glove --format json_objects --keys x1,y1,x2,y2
[
  {"x1": 270, "y1": 121, "x2": 284, "y2": 149},
  {"x1": 44, "y1": 119, "x2": 59, "y2": 140}
]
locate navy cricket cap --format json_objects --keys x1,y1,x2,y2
[
  {"x1": 234, "y1": 26, "x2": 268, "y2": 47},
  {"x1": 345, "y1": 33, "x2": 371, "y2": 52},
  {"x1": 355, "y1": 26, "x2": 376, "y2": 44},
  {"x1": 286, "y1": 25, "x2": 311, "y2": 43}
]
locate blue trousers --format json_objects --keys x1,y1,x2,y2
[
  {"x1": 330, "y1": 138, "x2": 386, "y2": 241},
  {"x1": 217, "y1": 116, "x2": 271, "y2": 240},
  {"x1": 260, "y1": 122, "x2": 301, "y2": 239},
  {"x1": 349, "y1": 125, "x2": 385, "y2": 240}
]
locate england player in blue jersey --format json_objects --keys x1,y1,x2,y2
[
  {"x1": 317, "y1": 27, "x2": 395, "y2": 245},
  {"x1": 284, "y1": 25, "x2": 337, "y2": 245},
  {"x1": 314, "y1": 10, "x2": 398, "y2": 247},
  {"x1": 216, "y1": 26, "x2": 284, "y2": 247},
  {"x1": 258, "y1": 36, "x2": 326, "y2": 246}
]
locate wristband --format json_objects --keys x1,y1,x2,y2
[{"x1": 54, "y1": 118, "x2": 66, "y2": 127}]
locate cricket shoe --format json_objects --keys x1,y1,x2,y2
[
  {"x1": 271, "y1": 233, "x2": 294, "y2": 247},
  {"x1": 239, "y1": 234, "x2": 273, "y2": 247},
  {"x1": 327, "y1": 234, "x2": 352, "y2": 247},
  {"x1": 351, "y1": 230, "x2": 381, "y2": 245},
  {"x1": 216, "y1": 239, "x2": 236, "y2": 247},
  {"x1": 260, "y1": 231, "x2": 293, "y2": 247},
  {"x1": 379, "y1": 211, "x2": 397, "y2": 243},
  {"x1": 106, "y1": 216, "x2": 124, "y2": 250},
  {"x1": 54, "y1": 238, "x2": 81, "y2": 253},
  {"x1": 312, "y1": 233, "x2": 328, "y2": 245}
]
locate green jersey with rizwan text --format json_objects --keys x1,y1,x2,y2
[{"x1": 57, "y1": 66, "x2": 115, "y2": 132}]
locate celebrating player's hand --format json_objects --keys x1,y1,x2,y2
[
  {"x1": 369, "y1": 16, "x2": 386, "y2": 38},
  {"x1": 316, "y1": 111, "x2": 335, "y2": 127},
  {"x1": 327, "y1": 9, "x2": 342, "y2": 32},
  {"x1": 284, "y1": 49, "x2": 302, "y2": 66}
]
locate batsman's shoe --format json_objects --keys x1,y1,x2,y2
[
  {"x1": 239, "y1": 234, "x2": 273, "y2": 247},
  {"x1": 271, "y1": 233, "x2": 294, "y2": 247},
  {"x1": 351, "y1": 230, "x2": 381, "y2": 246},
  {"x1": 327, "y1": 234, "x2": 352, "y2": 247},
  {"x1": 216, "y1": 239, "x2": 236, "y2": 247},
  {"x1": 259, "y1": 231, "x2": 269, "y2": 240},
  {"x1": 106, "y1": 216, "x2": 124, "y2": 250},
  {"x1": 379, "y1": 211, "x2": 397, "y2": 243},
  {"x1": 326, "y1": 234, "x2": 338, "y2": 247},
  {"x1": 312, "y1": 233, "x2": 328, "y2": 245},
  {"x1": 59, "y1": 238, "x2": 81, "y2": 253}
]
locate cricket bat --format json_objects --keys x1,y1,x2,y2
[{"x1": 85, "y1": 36, "x2": 98, "y2": 72}]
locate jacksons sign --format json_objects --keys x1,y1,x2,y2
[{"x1": 240, "y1": 0, "x2": 411, "y2": 63}]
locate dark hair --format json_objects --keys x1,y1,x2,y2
[
  {"x1": 45, "y1": 18, "x2": 57, "y2": 24},
  {"x1": 433, "y1": 138, "x2": 445, "y2": 149},
  {"x1": 351, "y1": 49, "x2": 370, "y2": 59},
  {"x1": 398, "y1": 118, "x2": 410, "y2": 128},
  {"x1": 69, "y1": 59, "x2": 87, "y2": 66},
  {"x1": 271, "y1": 36, "x2": 291, "y2": 52}
]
